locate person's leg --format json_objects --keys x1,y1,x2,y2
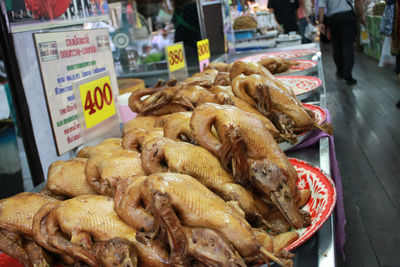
[
  {"x1": 396, "y1": 56, "x2": 400, "y2": 108},
  {"x1": 395, "y1": 55, "x2": 400, "y2": 76},
  {"x1": 328, "y1": 18, "x2": 344, "y2": 77},
  {"x1": 298, "y1": 18, "x2": 308, "y2": 43},
  {"x1": 341, "y1": 13, "x2": 357, "y2": 83}
]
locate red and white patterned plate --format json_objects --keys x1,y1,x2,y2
[
  {"x1": 275, "y1": 60, "x2": 318, "y2": 76},
  {"x1": 286, "y1": 158, "x2": 337, "y2": 251},
  {"x1": 276, "y1": 76, "x2": 322, "y2": 98},
  {"x1": 237, "y1": 49, "x2": 319, "y2": 62}
]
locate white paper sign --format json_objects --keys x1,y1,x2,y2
[{"x1": 34, "y1": 29, "x2": 118, "y2": 155}]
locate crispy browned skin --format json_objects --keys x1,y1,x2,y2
[
  {"x1": 0, "y1": 193, "x2": 57, "y2": 266},
  {"x1": 122, "y1": 128, "x2": 164, "y2": 152},
  {"x1": 128, "y1": 79, "x2": 186, "y2": 116},
  {"x1": 114, "y1": 173, "x2": 259, "y2": 257},
  {"x1": 140, "y1": 137, "x2": 270, "y2": 224},
  {"x1": 115, "y1": 174, "x2": 292, "y2": 266},
  {"x1": 172, "y1": 85, "x2": 219, "y2": 109},
  {"x1": 205, "y1": 62, "x2": 233, "y2": 72},
  {"x1": 190, "y1": 103, "x2": 304, "y2": 229},
  {"x1": 129, "y1": 82, "x2": 219, "y2": 115},
  {"x1": 231, "y1": 73, "x2": 332, "y2": 137},
  {"x1": 184, "y1": 69, "x2": 219, "y2": 88},
  {"x1": 209, "y1": 85, "x2": 281, "y2": 140},
  {"x1": 208, "y1": 85, "x2": 234, "y2": 96},
  {"x1": 123, "y1": 116, "x2": 164, "y2": 134},
  {"x1": 85, "y1": 149, "x2": 145, "y2": 197},
  {"x1": 147, "y1": 191, "x2": 247, "y2": 266},
  {"x1": 232, "y1": 74, "x2": 311, "y2": 127},
  {"x1": 47, "y1": 158, "x2": 96, "y2": 198},
  {"x1": 230, "y1": 61, "x2": 297, "y2": 99},
  {"x1": 214, "y1": 71, "x2": 231, "y2": 86},
  {"x1": 32, "y1": 195, "x2": 170, "y2": 267},
  {"x1": 76, "y1": 138, "x2": 122, "y2": 158},
  {"x1": 162, "y1": 112, "x2": 197, "y2": 144}
]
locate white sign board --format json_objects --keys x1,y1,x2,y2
[{"x1": 34, "y1": 29, "x2": 118, "y2": 155}]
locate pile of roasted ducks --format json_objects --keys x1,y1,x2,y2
[{"x1": 0, "y1": 61, "x2": 332, "y2": 267}]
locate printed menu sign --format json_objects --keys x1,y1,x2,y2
[{"x1": 34, "y1": 29, "x2": 118, "y2": 155}]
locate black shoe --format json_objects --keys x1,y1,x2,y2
[
  {"x1": 396, "y1": 101, "x2": 400, "y2": 109},
  {"x1": 345, "y1": 78, "x2": 357, "y2": 85}
]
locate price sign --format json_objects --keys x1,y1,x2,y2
[
  {"x1": 197, "y1": 39, "x2": 210, "y2": 72},
  {"x1": 78, "y1": 75, "x2": 116, "y2": 129},
  {"x1": 166, "y1": 43, "x2": 186, "y2": 72},
  {"x1": 197, "y1": 39, "x2": 210, "y2": 62}
]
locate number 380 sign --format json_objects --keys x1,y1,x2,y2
[
  {"x1": 78, "y1": 75, "x2": 116, "y2": 129},
  {"x1": 166, "y1": 43, "x2": 186, "y2": 72}
]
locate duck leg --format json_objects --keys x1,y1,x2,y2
[{"x1": 95, "y1": 238, "x2": 138, "y2": 267}]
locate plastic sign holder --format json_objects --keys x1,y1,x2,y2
[
  {"x1": 165, "y1": 42, "x2": 188, "y2": 81},
  {"x1": 74, "y1": 71, "x2": 120, "y2": 145},
  {"x1": 197, "y1": 39, "x2": 210, "y2": 72}
]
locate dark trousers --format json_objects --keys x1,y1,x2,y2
[
  {"x1": 396, "y1": 56, "x2": 400, "y2": 74},
  {"x1": 328, "y1": 11, "x2": 357, "y2": 79}
]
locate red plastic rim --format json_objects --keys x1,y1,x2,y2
[
  {"x1": 302, "y1": 103, "x2": 326, "y2": 125},
  {"x1": 285, "y1": 158, "x2": 337, "y2": 250},
  {"x1": 236, "y1": 49, "x2": 319, "y2": 62}
]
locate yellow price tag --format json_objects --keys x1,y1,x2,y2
[
  {"x1": 79, "y1": 75, "x2": 116, "y2": 129},
  {"x1": 197, "y1": 39, "x2": 210, "y2": 62},
  {"x1": 166, "y1": 43, "x2": 186, "y2": 72}
]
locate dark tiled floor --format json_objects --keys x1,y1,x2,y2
[{"x1": 321, "y1": 43, "x2": 400, "y2": 267}]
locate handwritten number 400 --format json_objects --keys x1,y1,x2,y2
[{"x1": 84, "y1": 83, "x2": 112, "y2": 115}]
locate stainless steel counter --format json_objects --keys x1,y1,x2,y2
[{"x1": 220, "y1": 43, "x2": 335, "y2": 267}]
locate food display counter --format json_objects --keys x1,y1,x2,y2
[
  {"x1": 0, "y1": 2, "x2": 343, "y2": 266},
  {"x1": 26, "y1": 43, "x2": 337, "y2": 267}
]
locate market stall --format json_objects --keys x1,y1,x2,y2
[{"x1": 0, "y1": 0, "x2": 341, "y2": 265}]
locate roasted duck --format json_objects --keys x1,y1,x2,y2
[
  {"x1": 232, "y1": 74, "x2": 332, "y2": 139},
  {"x1": 32, "y1": 195, "x2": 170, "y2": 267},
  {"x1": 208, "y1": 85, "x2": 234, "y2": 96},
  {"x1": 0, "y1": 192, "x2": 57, "y2": 266},
  {"x1": 129, "y1": 83, "x2": 220, "y2": 116},
  {"x1": 172, "y1": 85, "x2": 219, "y2": 109},
  {"x1": 114, "y1": 174, "x2": 292, "y2": 267},
  {"x1": 230, "y1": 61, "x2": 297, "y2": 98},
  {"x1": 140, "y1": 136, "x2": 270, "y2": 224},
  {"x1": 209, "y1": 85, "x2": 281, "y2": 140},
  {"x1": 258, "y1": 58, "x2": 299, "y2": 74},
  {"x1": 162, "y1": 112, "x2": 197, "y2": 144},
  {"x1": 184, "y1": 69, "x2": 219, "y2": 88},
  {"x1": 45, "y1": 158, "x2": 96, "y2": 198},
  {"x1": 214, "y1": 71, "x2": 230, "y2": 86},
  {"x1": 122, "y1": 127, "x2": 164, "y2": 152},
  {"x1": 129, "y1": 80, "x2": 188, "y2": 116},
  {"x1": 123, "y1": 115, "x2": 167, "y2": 134},
  {"x1": 205, "y1": 62, "x2": 233, "y2": 73},
  {"x1": 144, "y1": 189, "x2": 246, "y2": 266},
  {"x1": 190, "y1": 103, "x2": 306, "y2": 229},
  {"x1": 77, "y1": 138, "x2": 122, "y2": 158},
  {"x1": 85, "y1": 149, "x2": 145, "y2": 197}
]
